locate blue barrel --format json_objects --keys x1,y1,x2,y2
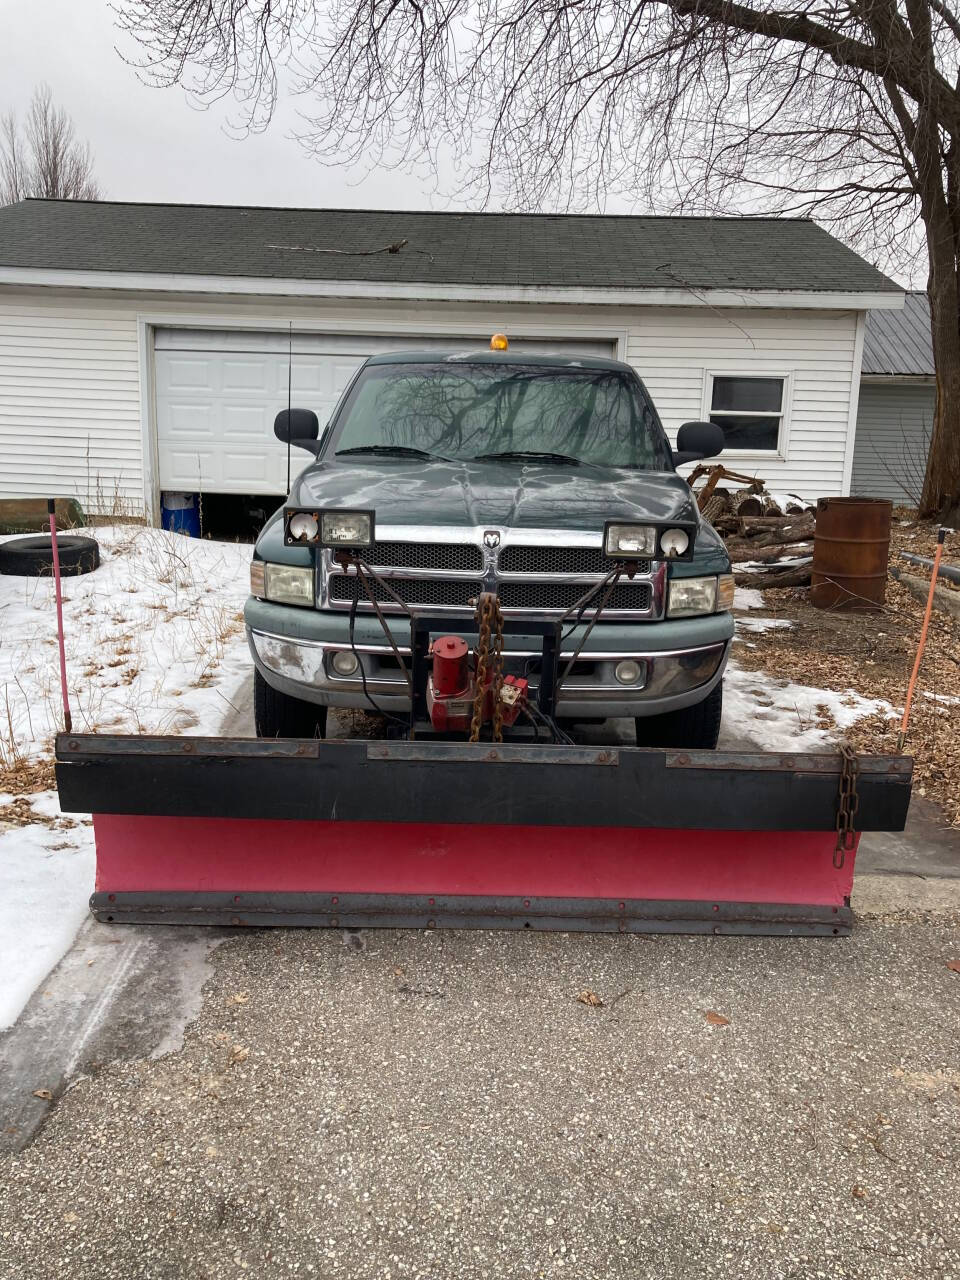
[{"x1": 160, "y1": 492, "x2": 201, "y2": 537}]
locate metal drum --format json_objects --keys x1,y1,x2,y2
[{"x1": 811, "y1": 497, "x2": 892, "y2": 611}]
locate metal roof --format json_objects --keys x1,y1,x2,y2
[
  {"x1": 0, "y1": 199, "x2": 901, "y2": 295},
  {"x1": 862, "y1": 291, "x2": 934, "y2": 375}
]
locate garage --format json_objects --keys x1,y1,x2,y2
[{"x1": 154, "y1": 329, "x2": 618, "y2": 497}]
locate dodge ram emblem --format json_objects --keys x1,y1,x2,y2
[{"x1": 483, "y1": 531, "x2": 501, "y2": 548}]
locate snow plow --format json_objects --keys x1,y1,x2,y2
[{"x1": 54, "y1": 591, "x2": 913, "y2": 938}]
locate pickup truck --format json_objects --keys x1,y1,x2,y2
[{"x1": 245, "y1": 345, "x2": 735, "y2": 747}]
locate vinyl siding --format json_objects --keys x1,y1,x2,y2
[
  {"x1": 851, "y1": 380, "x2": 935, "y2": 505},
  {"x1": 0, "y1": 288, "x2": 862, "y2": 516}
]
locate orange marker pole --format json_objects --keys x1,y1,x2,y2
[{"x1": 898, "y1": 526, "x2": 947, "y2": 749}]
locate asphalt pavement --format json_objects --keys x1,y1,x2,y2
[{"x1": 1, "y1": 685, "x2": 959, "y2": 1278}]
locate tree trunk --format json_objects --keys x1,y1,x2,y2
[{"x1": 920, "y1": 254, "x2": 960, "y2": 522}]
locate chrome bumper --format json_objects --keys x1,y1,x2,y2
[{"x1": 248, "y1": 627, "x2": 730, "y2": 720}]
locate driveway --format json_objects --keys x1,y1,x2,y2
[{"x1": 2, "y1": 692, "x2": 959, "y2": 1279}]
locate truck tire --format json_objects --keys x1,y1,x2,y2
[
  {"x1": 634, "y1": 680, "x2": 723, "y2": 750},
  {"x1": 0, "y1": 534, "x2": 100, "y2": 577},
  {"x1": 254, "y1": 669, "x2": 328, "y2": 739}
]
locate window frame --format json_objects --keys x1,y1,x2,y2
[{"x1": 701, "y1": 371, "x2": 793, "y2": 460}]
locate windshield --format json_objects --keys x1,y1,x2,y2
[{"x1": 329, "y1": 362, "x2": 672, "y2": 469}]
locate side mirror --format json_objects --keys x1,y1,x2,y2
[
  {"x1": 274, "y1": 408, "x2": 321, "y2": 454},
  {"x1": 673, "y1": 421, "x2": 725, "y2": 466}
]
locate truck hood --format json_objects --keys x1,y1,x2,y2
[{"x1": 293, "y1": 458, "x2": 701, "y2": 533}]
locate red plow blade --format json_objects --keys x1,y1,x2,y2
[{"x1": 55, "y1": 735, "x2": 912, "y2": 937}]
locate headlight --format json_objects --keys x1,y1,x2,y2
[
  {"x1": 603, "y1": 523, "x2": 656, "y2": 558},
  {"x1": 660, "y1": 528, "x2": 690, "y2": 558},
  {"x1": 716, "y1": 574, "x2": 735, "y2": 612},
  {"x1": 264, "y1": 564, "x2": 315, "y2": 608},
  {"x1": 320, "y1": 510, "x2": 375, "y2": 549},
  {"x1": 668, "y1": 576, "x2": 718, "y2": 617}
]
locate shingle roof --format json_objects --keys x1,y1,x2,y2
[
  {"x1": 862, "y1": 291, "x2": 934, "y2": 375},
  {"x1": 0, "y1": 199, "x2": 901, "y2": 295}
]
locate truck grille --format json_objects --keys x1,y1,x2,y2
[
  {"x1": 325, "y1": 537, "x2": 659, "y2": 617},
  {"x1": 498, "y1": 545, "x2": 650, "y2": 576},
  {"x1": 329, "y1": 575, "x2": 483, "y2": 609},
  {"x1": 498, "y1": 581, "x2": 651, "y2": 613},
  {"x1": 366, "y1": 541, "x2": 483, "y2": 572}
]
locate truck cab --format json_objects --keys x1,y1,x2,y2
[{"x1": 245, "y1": 344, "x2": 734, "y2": 747}]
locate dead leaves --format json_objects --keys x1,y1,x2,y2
[
  {"x1": 227, "y1": 991, "x2": 249, "y2": 1006},
  {"x1": 576, "y1": 989, "x2": 603, "y2": 1007},
  {"x1": 704, "y1": 1010, "x2": 730, "y2": 1026},
  {"x1": 946, "y1": 960, "x2": 960, "y2": 973},
  {"x1": 229, "y1": 1045, "x2": 249, "y2": 1066},
  {"x1": 31, "y1": 1088, "x2": 53, "y2": 1101}
]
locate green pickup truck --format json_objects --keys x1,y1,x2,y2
[{"x1": 245, "y1": 346, "x2": 735, "y2": 747}]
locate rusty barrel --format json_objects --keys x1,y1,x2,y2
[{"x1": 811, "y1": 497, "x2": 892, "y2": 611}]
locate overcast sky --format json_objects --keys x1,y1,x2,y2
[{"x1": 0, "y1": 0, "x2": 488, "y2": 210}]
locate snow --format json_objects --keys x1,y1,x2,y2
[
  {"x1": 735, "y1": 616, "x2": 793, "y2": 634},
  {"x1": 734, "y1": 587, "x2": 765, "y2": 610},
  {"x1": 0, "y1": 526, "x2": 252, "y2": 1030},
  {"x1": 723, "y1": 662, "x2": 896, "y2": 753}
]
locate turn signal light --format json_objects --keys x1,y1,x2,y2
[{"x1": 490, "y1": 333, "x2": 509, "y2": 351}]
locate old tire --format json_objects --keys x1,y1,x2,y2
[
  {"x1": 634, "y1": 680, "x2": 723, "y2": 750},
  {"x1": 254, "y1": 668, "x2": 327, "y2": 739},
  {"x1": 0, "y1": 534, "x2": 100, "y2": 577}
]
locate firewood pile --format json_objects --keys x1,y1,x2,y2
[{"x1": 688, "y1": 465, "x2": 816, "y2": 589}]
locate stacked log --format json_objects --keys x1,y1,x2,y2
[{"x1": 725, "y1": 514, "x2": 816, "y2": 588}]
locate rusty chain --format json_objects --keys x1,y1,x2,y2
[
  {"x1": 469, "y1": 593, "x2": 505, "y2": 744},
  {"x1": 834, "y1": 742, "x2": 860, "y2": 869}
]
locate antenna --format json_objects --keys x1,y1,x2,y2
[{"x1": 286, "y1": 321, "x2": 293, "y2": 493}]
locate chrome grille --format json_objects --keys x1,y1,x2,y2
[
  {"x1": 329, "y1": 575, "x2": 483, "y2": 609},
  {"x1": 498, "y1": 545, "x2": 650, "y2": 576},
  {"x1": 498, "y1": 581, "x2": 651, "y2": 613},
  {"x1": 365, "y1": 541, "x2": 483, "y2": 572}
]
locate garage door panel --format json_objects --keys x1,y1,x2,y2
[
  {"x1": 222, "y1": 404, "x2": 271, "y2": 438},
  {"x1": 155, "y1": 329, "x2": 616, "y2": 494},
  {"x1": 164, "y1": 403, "x2": 215, "y2": 439},
  {"x1": 159, "y1": 356, "x2": 215, "y2": 393}
]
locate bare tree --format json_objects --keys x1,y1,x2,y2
[
  {"x1": 118, "y1": 0, "x2": 960, "y2": 519},
  {"x1": 1, "y1": 84, "x2": 102, "y2": 205}
]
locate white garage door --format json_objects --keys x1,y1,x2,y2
[{"x1": 154, "y1": 328, "x2": 618, "y2": 494}]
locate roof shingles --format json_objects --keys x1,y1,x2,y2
[{"x1": 0, "y1": 199, "x2": 900, "y2": 295}]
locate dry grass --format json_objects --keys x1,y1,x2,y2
[{"x1": 736, "y1": 513, "x2": 960, "y2": 827}]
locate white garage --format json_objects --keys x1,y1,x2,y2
[
  {"x1": 0, "y1": 201, "x2": 906, "y2": 520},
  {"x1": 154, "y1": 329, "x2": 617, "y2": 496}
]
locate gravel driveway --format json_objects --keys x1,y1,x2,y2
[{"x1": 3, "y1": 915, "x2": 960, "y2": 1279}]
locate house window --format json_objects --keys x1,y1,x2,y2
[{"x1": 708, "y1": 375, "x2": 786, "y2": 451}]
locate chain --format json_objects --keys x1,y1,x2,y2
[
  {"x1": 469, "y1": 593, "x2": 505, "y2": 744},
  {"x1": 469, "y1": 595, "x2": 493, "y2": 743},
  {"x1": 833, "y1": 742, "x2": 860, "y2": 869},
  {"x1": 491, "y1": 598, "x2": 505, "y2": 744}
]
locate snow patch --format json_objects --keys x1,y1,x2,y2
[
  {"x1": 735, "y1": 617, "x2": 793, "y2": 634},
  {"x1": 723, "y1": 661, "x2": 896, "y2": 753},
  {"x1": 734, "y1": 587, "x2": 765, "y2": 610},
  {"x1": 0, "y1": 526, "x2": 253, "y2": 1030}
]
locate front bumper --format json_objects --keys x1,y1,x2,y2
[{"x1": 245, "y1": 599, "x2": 733, "y2": 720}]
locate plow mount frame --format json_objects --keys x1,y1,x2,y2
[{"x1": 56, "y1": 734, "x2": 913, "y2": 938}]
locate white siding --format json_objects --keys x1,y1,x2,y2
[
  {"x1": 0, "y1": 288, "x2": 861, "y2": 516},
  {"x1": 851, "y1": 380, "x2": 935, "y2": 505},
  {"x1": 628, "y1": 306, "x2": 860, "y2": 498}
]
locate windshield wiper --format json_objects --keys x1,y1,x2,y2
[
  {"x1": 471, "y1": 450, "x2": 596, "y2": 468},
  {"x1": 336, "y1": 444, "x2": 453, "y2": 462}
]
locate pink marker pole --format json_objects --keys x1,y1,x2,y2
[{"x1": 47, "y1": 498, "x2": 72, "y2": 734}]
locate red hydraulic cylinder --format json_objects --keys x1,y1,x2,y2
[{"x1": 432, "y1": 636, "x2": 469, "y2": 696}]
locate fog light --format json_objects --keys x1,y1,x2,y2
[
  {"x1": 615, "y1": 659, "x2": 643, "y2": 685},
  {"x1": 331, "y1": 650, "x2": 360, "y2": 677},
  {"x1": 660, "y1": 528, "x2": 690, "y2": 558}
]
